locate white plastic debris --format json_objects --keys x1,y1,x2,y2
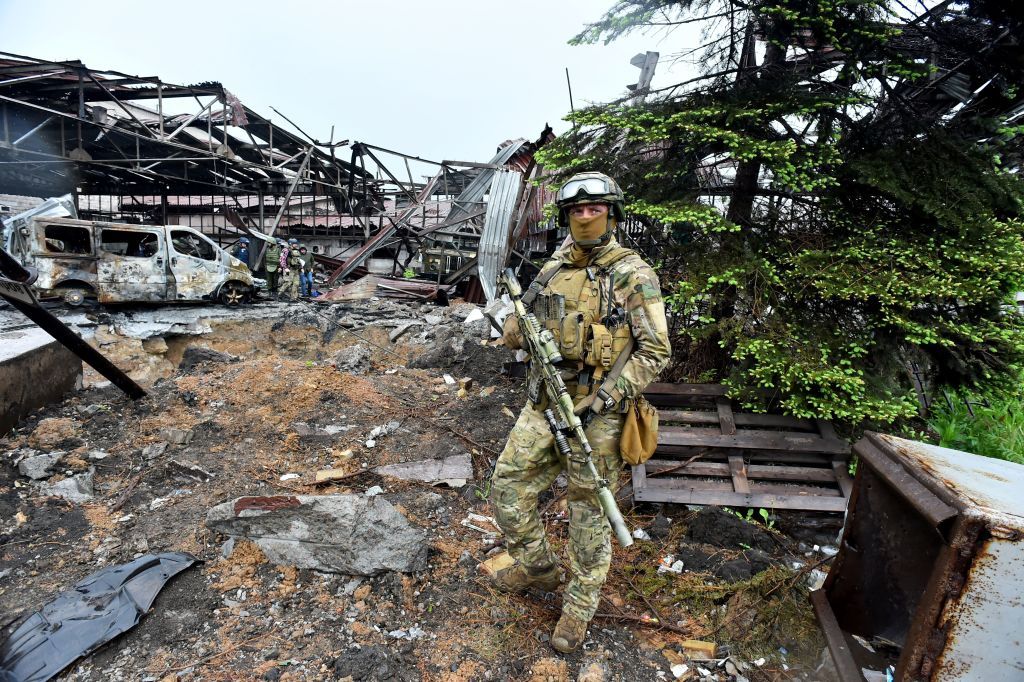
[
  {"x1": 670, "y1": 663, "x2": 689, "y2": 678},
  {"x1": 633, "y1": 528, "x2": 651, "y2": 541},
  {"x1": 442, "y1": 374, "x2": 456, "y2": 385},
  {"x1": 365, "y1": 439, "x2": 376, "y2": 448},
  {"x1": 754, "y1": 658, "x2": 766, "y2": 667},
  {"x1": 279, "y1": 473, "x2": 300, "y2": 481},
  {"x1": 463, "y1": 308, "x2": 485, "y2": 325},
  {"x1": 657, "y1": 555, "x2": 684, "y2": 574},
  {"x1": 364, "y1": 485, "x2": 384, "y2": 497}
]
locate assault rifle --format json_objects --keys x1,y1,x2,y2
[{"x1": 500, "y1": 268, "x2": 634, "y2": 547}]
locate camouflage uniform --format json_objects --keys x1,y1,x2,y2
[
  {"x1": 280, "y1": 250, "x2": 302, "y2": 301},
  {"x1": 491, "y1": 236, "x2": 670, "y2": 623}
]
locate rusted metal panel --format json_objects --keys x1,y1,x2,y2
[{"x1": 817, "y1": 433, "x2": 1024, "y2": 681}]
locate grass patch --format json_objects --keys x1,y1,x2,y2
[{"x1": 927, "y1": 385, "x2": 1024, "y2": 464}]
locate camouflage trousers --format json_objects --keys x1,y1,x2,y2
[
  {"x1": 280, "y1": 272, "x2": 299, "y2": 300},
  {"x1": 491, "y1": 401, "x2": 625, "y2": 622}
]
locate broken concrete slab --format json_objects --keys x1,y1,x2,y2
[
  {"x1": 374, "y1": 454, "x2": 473, "y2": 487},
  {"x1": 47, "y1": 470, "x2": 94, "y2": 502},
  {"x1": 389, "y1": 322, "x2": 417, "y2": 343},
  {"x1": 160, "y1": 428, "x2": 193, "y2": 446},
  {"x1": 333, "y1": 344, "x2": 371, "y2": 374},
  {"x1": 18, "y1": 451, "x2": 62, "y2": 480},
  {"x1": 142, "y1": 442, "x2": 168, "y2": 460},
  {"x1": 205, "y1": 494, "x2": 429, "y2": 575}
]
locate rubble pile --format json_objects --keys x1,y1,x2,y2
[{"x1": 1, "y1": 299, "x2": 837, "y2": 681}]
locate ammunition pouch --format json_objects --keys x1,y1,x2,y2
[{"x1": 620, "y1": 396, "x2": 659, "y2": 465}]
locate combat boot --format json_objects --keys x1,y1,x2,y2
[
  {"x1": 551, "y1": 610, "x2": 589, "y2": 653},
  {"x1": 492, "y1": 562, "x2": 561, "y2": 594}
]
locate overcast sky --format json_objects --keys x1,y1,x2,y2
[{"x1": 0, "y1": 0, "x2": 697, "y2": 173}]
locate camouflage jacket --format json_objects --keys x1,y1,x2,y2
[{"x1": 509, "y1": 238, "x2": 671, "y2": 405}]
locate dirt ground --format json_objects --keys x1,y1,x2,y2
[{"x1": 0, "y1": 298, "x2": 842, "y2": 681}]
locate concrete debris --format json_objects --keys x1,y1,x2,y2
[
  {"x1": 374, "y1": 454, "x2": 473, "y2": 487},
  {"x1": 142, "y1": 442, "x2": 168, "y2": 459},
  {"x1": 423, "y1": 314, "x2": 444, "y2": 326},
  {"x1": 86, "y1": 449, "x2": 109, "y2": 461},
  {"x1": 160, "y1": 428, "x2": 194, "y2": 446},
  {"x1": 368, "y1": 421, "x2": 401, "y2": 440},
  {"x1": 178, "y1": 346, "x2": 238, "y2": 372},
  {"x1": 333, "y1": 344, "x2": 371, "y2": 374},
  {"x1": 670, "y1": 663, "x2": 689, "y2": 678},
  {"x1": 205, "y1": 494, "x2": 429, "y2": 575},
  {"x1": 389, "y1": 322, "x2": 418, "y2": 343},
  {"x1": 47, "y1": 470, "x2": 94, "y2": 502},
  {"x1": 168, "y1": 459, "x2": 213, "y2": 481},
  {"x1": 17, "y1": 451, "x2": 63, "y2": 480}
]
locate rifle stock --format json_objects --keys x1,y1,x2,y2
[{"x1": 501, "y1": 268, "x2": 634, "y2": 547}]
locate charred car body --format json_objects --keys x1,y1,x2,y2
[{"x1": 1, "y1": 196, "x2": 256, "y2": 305}]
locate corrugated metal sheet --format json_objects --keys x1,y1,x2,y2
[
  {"x1": 477, "y1": 169, "x2": 523, "y2": 302},
  {"x1": 330, "y1": 139, "x2": 528, "y2": 283}
]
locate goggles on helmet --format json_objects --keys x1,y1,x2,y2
[{"x1": 556, "y1": 176, "x2": 614, "y2": 204}]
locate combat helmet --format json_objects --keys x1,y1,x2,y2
[{"x1": 555, "y1": 171, "x2": 626, "y2": 227}]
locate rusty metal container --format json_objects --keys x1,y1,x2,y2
[{"x1": 812, "y1": 432, "x2": 1024, "y2": 681}]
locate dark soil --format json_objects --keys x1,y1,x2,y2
[{"x1": 0, "y1": 299, "x2": 838, "y2": 681}]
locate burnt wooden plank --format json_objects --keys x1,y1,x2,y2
[
  {"x1": 632, "y1": 484, "x2": 850, "y2": 512},
  {"x1": 644, "y1": 459, "x2": 838, "y2": 483},
  {"x1": 638, "y1": 477, "x2": 842, "y2": 497},
  {"x1": 728, "y1": 455, "x2": 750, "y2": 493},
  {"x1": 659, "y1": 427, "x2": 850, "y2": 454},
  {"x1": 653, "y1": 449, "x2": 844, "y2": 466},
  {"x1": 717, "y1": 398, "x2": 737, "y2": 435},
  {"x1": 645, "y1": 383, "x2": 728, "y2": 397},
  {"x1": 659, "y1": 410, "x2": 817, "y2": 431},
  {"x1": 832, "y1": 460, "x2": 854, "y2": 499}
]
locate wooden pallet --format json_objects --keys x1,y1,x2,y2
[{"x1": 632, "y1": 383, "x2": 854, "y2": 512}]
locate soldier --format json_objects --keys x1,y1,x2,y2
[
  {"x1": 490, "y1": 172, "x2": 670, "y2": 653},
  {"x1": 280, "y1": 243, "x2": 302, "y2": 301},
  {"x1": 264, "y1": 239, "x2": 283, "y2": 295}
]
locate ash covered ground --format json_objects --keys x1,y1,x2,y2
[{"x1": 0, "y1": 298, "x2": 842, "y2": 681}]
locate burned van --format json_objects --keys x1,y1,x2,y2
[{"x1": 2, "y1": 199, "x2": 256, "y2": 305}]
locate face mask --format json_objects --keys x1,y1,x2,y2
[{"x1": 569, "y1": 211, "x2": 613, "y2": 247}]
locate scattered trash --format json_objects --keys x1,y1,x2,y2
[
  {"x1": 461, "y1": 512, "x2": 500, "y2": 536},
  {"x1": 632, "y1": 528, "x2": 651, "y2": 541},
  {"x1": 0, "y1": 552, "x2": 197, "y2": 682},
  {"x1": 387, "y1": 627, "x2": 426, "y2": 640},
  {"x1": 442, "y1": 374, "x2": 456, "y2": 385},
  {"x1": 670, "y1": 663, "x2": 689, "y2": 678},
  {"x1": 363, "y1": 485, "x2": 384, "y2": 497},
  {"x1": 681, "y1": 640, "x2": 717, "y2": 659},
  {"x1": 754, "y1": 658, "x2": 766, "y2": 667},
  {"x1": 315, "y1": 467, "x2": 353, "y2": 484},
  {"x1": 279, "y1": 473, "x2": 300, "y2": 482},
  {"x1": 657, "y1": 555, "x2": 684, "y2": 574}
]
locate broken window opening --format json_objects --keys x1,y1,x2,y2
[
  {"x1": 42, "y1": 223, "x2": 92, "y2": 255},
  {"x1": 170, "y1": 230, "x2": 216, "y2": 261},
  {"x1": 100, "y1": 229, "x2": 159, "y2": 258}
]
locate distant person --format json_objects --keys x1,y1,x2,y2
[
  {"x1": 264, "y1": 239, "x2": 283, "y2": 295},
  {"x1": 298, "y1": 244, "x2": 314, "y2": 298},
  {"x1": 232, "y1": 237, "x2": 251, "y2": 269},
  {"x1": 280, "y1": 243, "x2": 302, "y2": 301}
]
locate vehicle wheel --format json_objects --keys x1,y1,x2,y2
[
  {"x1": 62, "y1": 287, "x2": 90, "y2": 306},
  {"x1": 219, "y1": 282, "x2": 247, "y2": 306}
]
